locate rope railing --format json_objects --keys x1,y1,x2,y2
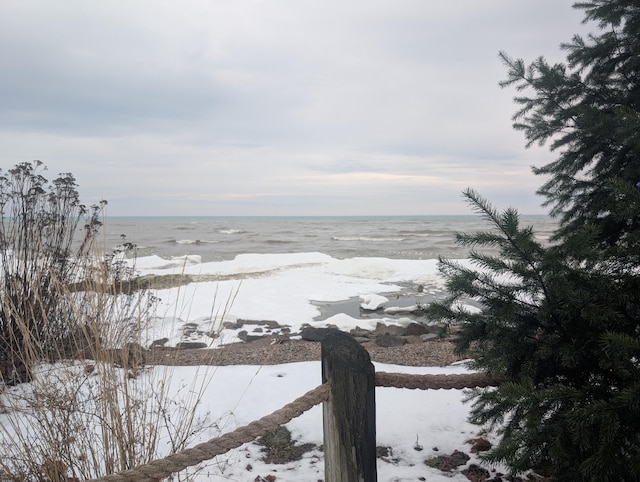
[
  {"x1": 88, "y1": 370, "x2": 501, "y2": 482},
  {"x1": 375, "y1": 371, "x2": 502, "y2": 390},
  {"x1": 90, "y1": 383, "x2": 330, "y2": 482}
]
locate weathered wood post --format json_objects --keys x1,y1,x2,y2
[{"x1": 321, "y1": 330, "x2": 377, "y2": 482}]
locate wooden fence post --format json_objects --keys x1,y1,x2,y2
[{"x1": 321, "y1": 330, "x2": 377, "y2": 482}]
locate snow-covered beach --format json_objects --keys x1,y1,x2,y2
[
  {"x1": 109, "y1": 248, "x2": 498, "y2": 481},
  {"x1": 135, "y1": 252, "x2": 451, "y2": 349},
  {"x1": 4, "y1": 216, "x2": 553, "y2": 481},
  {"x1": 141, "y1": 361, "x2": 496, "y2": 481}
]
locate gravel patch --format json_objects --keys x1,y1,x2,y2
[{"x1": 147, "y1": 336, "x2": 464, "y2": 367}]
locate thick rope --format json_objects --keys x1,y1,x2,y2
[
  {"x1": 89, "y1": 383, "x2": 330, "y2": 482},
  {"x1": 375, "y1": 371, "x2": 502, "y2": 390},
  {"x1": 88, "y1": 372, "x2": 501, "y2": 482}
]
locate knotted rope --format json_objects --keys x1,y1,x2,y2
[
  {"x1": 375, "y1": 371, "x2": 502, "y2": 390},
  {"x1": 90, "y1": 383, "x2": 330, "y2": 482}
]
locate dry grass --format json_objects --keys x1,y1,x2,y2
[
  {"x1": 0, "y1": 161, "x2": 235, "y2": 481},
  {"x1": 0, "y1": 244, "x2": 228, "y2": 482}
]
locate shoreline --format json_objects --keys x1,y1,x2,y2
[{"x1": 146, "y1": 336, "x2": 465, "y2": 367}]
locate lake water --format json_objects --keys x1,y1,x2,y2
[{"x1": 102, "y1": 215, "x2": 557, "y2": 263}]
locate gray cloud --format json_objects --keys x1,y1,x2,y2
[{"x1": 0, "y1": 0, "x2": 589, "y2": 215}]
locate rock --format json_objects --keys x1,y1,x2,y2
[
  {"x1": 300, "y1": 327, "x2": 341, "y2": 342},
  {"x1": 175, "y1": 342, "x2": 208, "y2": 349},
  {"x1": 375, "y1": 323, "x2": 406, "y2": 336},
  {"x1": 420, "y1": 333, "x2": 440, "y2": 341},
  {"x1": 405, "y1": 322, "x2": 429, "y2": 336},
  {"x1": 237, "y1": 330, "x2": 266, "y2": 342},
  {"x1": 359, "y1": 294, "x2": 389, "y2": 311},
  {"x1": 150, "y1": 337, "x2": 169, "y2": 348},
  {"x1": 237, "y1": 319, "x2": 283, "y2": 329},
  {"x1": 461, "y1": 464, "x2": 491, "y2": 481},
  {"x1": 468, "y1": 437, "x2": 492, "y2": 453},
  {"x1": 350, "y1": 327, "x2": 373, "y2": 338},
  {"x1": 389, "y1": 325, "x2": 407, "y2": 336},
  {"x1": 425, "y1": 450, "x2": 470, "y2": 472},
  {"x1": 375, "y1": 334, "x2": 407, "y2": 347}
]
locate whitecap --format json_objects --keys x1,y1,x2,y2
[
  {"x1": 331, "y1": 236, "x2": 406, "y2": 242},
  {"x1": 175, "y1": 239, "x2": 200, "y2": 245}
]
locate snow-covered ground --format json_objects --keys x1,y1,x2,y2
[
  {"x1": 0, "y1": 253, "x2": 504, "y2": 481},
  {"x1": 153, "y1": 361, "x2": 501, "y2": 481},
  {"x1": 133, "y1": 252, "x2": 475, "y2": 349}
]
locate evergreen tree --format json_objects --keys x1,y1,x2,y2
[
  {"x1": 499, "y1": 0, "x2": 640, "y2": 246},
  {"x1": 428, "y1": 1, "x2": 640, "y2": 480},
  {"x1": 430, "y1": 189, "x2": 640, "y2": 480}
]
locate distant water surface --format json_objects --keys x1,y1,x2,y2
[{"x1": 101, "y1": 215, "x2": 557, "y2": 263}]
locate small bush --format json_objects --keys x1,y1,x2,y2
[
  {"x1": 0, "y1": 161, "x2": 111, "y2": 383},
  {"x1": 0, "y1": 161, "x2": 230, "y2": 481}
]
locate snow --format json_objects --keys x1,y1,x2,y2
[
  {"x1": 360, "y1": 293, "x2": 389, "y2": 311},
  {"x1": 0, "y1": 252, "x2": 503, "y2": 481},
  {"x1": 135, "y1": 252, "x2": 453, "y2": 348},
  {"x1": 148, "y1": 361, "x2": 499, "y2": 481}
]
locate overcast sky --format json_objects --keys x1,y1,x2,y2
[{"x1": 0, "y1": 1, "x2": 590, "y2": 216}]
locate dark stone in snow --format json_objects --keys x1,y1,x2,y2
[
  {"x1": 405, "y1": 322, "x2": 429, "y2": 336},
  {"x1": 374, "y1": 323, "x2": 406, "y2": 336},
  {"x1": 175, "y1": 342, "x2": 208, "y2": 349},
  {"x1": 300, "y1": 327, "x2": 341, "y2": 342}
]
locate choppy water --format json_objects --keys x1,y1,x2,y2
[{"x1": 101, "y1": 215, "x2": 557, "y2": 262}]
